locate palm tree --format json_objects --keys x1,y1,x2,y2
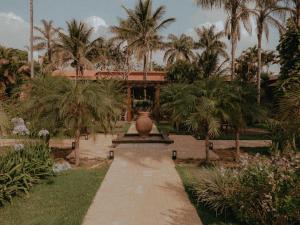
[
  {"x1": 111, "y1": 0, "x2": 175, "y2": 80},
  {"x1": 227, "y1": 81, "x2": 263, "y2": 160},
  {"x1": 279, "y1": 84, "x2": 300, "y2": 151},
  {"x1": 161, "y1": 78, "x2": 229, "y2": 162},
  {"x1": 56, "y1": 20, "x2": 97, "y2": 81},
  {"x1": 195, "y1": 25, "x2": 228, "y2": 58},
  {"x1": 195, "y1": 0, "x2": 252, "y2": 80},
  {"x1": 34, "y1": 20, "x2": 60, "y2": 64},
  {"x1": 250, "y1": 0, "x2": 289, "y2": 104},
  {"x1": 23, "y1": 76, "x2": 124, "y2": 165},
  {"x1": 194, "y1": 25, "x2": 229, "y2": 78},
  {"x1": 283, "y1": 0, "x2": 300, "y2": 27},
  {"x1": 29, "y1": 0, "x2": 34, "y2": 78},
  {"x1": 163, "y1": 34, "x2": 194, "y2": 65},
  {"x1": 0, "y1": 46, "x2": 28, "y2": 97}
]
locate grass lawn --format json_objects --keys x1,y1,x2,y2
[
  {"x1": 214, "y1": 133, "x2": 269, "y2": 140},
  {"x1": 0, "y1": 166, "x2": 109, "y2": 225},
  {"x1": 177, "y1": 165, "x2": 240, "y2": 225}
]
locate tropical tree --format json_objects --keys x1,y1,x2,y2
[
  {"x1": 227, "y1": 81, "x2": 263, "y2": 160},
  {"x1": 22, "y1": 76, "x2": 124, "y2": 165},
  {"x1": 283, "y1": 0, "x2": 300, "y2": 27},
  {"x1": 195, "y1": 0, "x2": 252, "y2": 80},
  {"x1": 34, "y1": 20, "x2": 60, "y2": 64},
  {"x1": 235, "y1": 46, "x2": 277, "y2": 83},
  {"x1": 56, "y1": 19, "x2": 98, "y2": 81},
  {"x1": 250, "y1": 0, "x2": 288, "y2": 104},
  {"x1": 111, "y1": 0, "x2": 175, "y2": 80},
  {"x1": 29, "y1": 0, "x2": 34, "y2": 78},
  {"x1": 0, "y1": 46, "x2": 28, "y2": 97},
  {"x1": 161, "y1": 78, "x2": 229, "y2": 162},
  {"x1": 277, "y1": 18, "x2": 300, "y2": 84},
  {"x1": 163, "y1": 34, "x2": 194, "y2": 65},
  {"x1": 278, "y1": 84, "x2": 300, "y2": 151},
  {"x1": 195, "y1": 25, "x2": 228, "y2": 58}
]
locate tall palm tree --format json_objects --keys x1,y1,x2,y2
[
  {"x1": 195, "y1": 25, "x2": 229, "y2": 78},
  {"x1": 56, "y1": 20, "x2": 97, "y2": 81},
  {"x1": 195, "y1": 0, "x2": 252, "y2": 80},
  {"x1": 163, "y1": 34, "x2": 195, "y2": 65},
  {"x1": 29, "y1": 0, "x2": 34, "y2": 78},
  {"x1": 283, "y1": 0, "x2": 300, "y2": 27},
  {"x1": 195, "y1": 25, "x2": 228, "y2": 58},
  {"x1": 34, "y1": 20, "x2": 60, "y2": 64},
  {"x1": 23, "y1": 76, "x2": 124, "y2": 165},
  {"x1": 111, "y1": 0, "x2": 175, "y2": 80},
  {"x1": 250, "y1": 0, "x2": 289, "y2": 104}
]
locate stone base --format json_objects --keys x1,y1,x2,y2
[{"x1": 112, "y1": 133, "x2": 174, "y2": 145}]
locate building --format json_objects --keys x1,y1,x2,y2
[{"x1": 52, "y1": 70, "x2": 167, "y2": 122}]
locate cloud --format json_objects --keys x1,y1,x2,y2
[
  {"x1": 83, "y1": 16, "x2": 112, "y2": 40},
  {"x1": 0, "y1": 12, "x2": 29, "y2": 50}
]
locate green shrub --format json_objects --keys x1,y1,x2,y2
[
  {"x1": 190, "y1": 158, "x2": 300, "y2": 225},
  {"x1": 232, "y1": 159, "x2": 300, "y2": 225},
  {"x1": 0, "y1": 144, "x2": 54, "y2": 206},
  {"x1": 191, "y1": 167, "x2": 238, "y2": 216}
]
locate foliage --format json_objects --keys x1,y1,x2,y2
[
  {"x1": 111, "y1": 0, "x2": 175, "y2": 75},
  {"x1": 0, "y1": 167, "x2": 108, "y2": 225},
  {"x1": 163, "y1": 34, "x2": 195, "y2": 65},
  {"x1": 0, "y1": 144, "x2": 54, "y2": 206},
  {"x1": 166, "y1": 60, "x2": 200, "y2": 83},
  {"x1": 0, "y1": 46, "x2": 29, "y2": 96},
  {"x1": 20, "y1": 76, "x2": 124, "y2": 164},
  {"x1": 186, "y1": 157, "x2": 300, "y2": 225},
  {"x1": 277, "y1": 19, "x2": 300, "y2": 81},
  {"x1": 34, "y1": 19, "x2": 60, "y2": 69},
  {"x1": 235, "y1": 46, "x2": 277, "y2": 83}
]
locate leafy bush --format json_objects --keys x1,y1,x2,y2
[
  {"x1": 0, "y1": 144, "x2": 54, "y2": 206},
  {"x1": 191, "y1": 167, "x2": 238, "y2": 216},
  {"x1": 190, "y1": 157, "x2": 300, "y2": 225}
]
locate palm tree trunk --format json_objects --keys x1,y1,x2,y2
[
  {"x1": 297, "y1": 0, "x2": 300, "y2": 28},
  {"x1": 74, "y1": 128, "x2": 80, "y2": 166},
  {"x1": 29, "y1": 0, "x2": 34, "y2": 78},
  {"x1": 231, "y1": 34, "x2": 237, "y2": 81},
  {"x1": 205, "y1": 134, "x2": 210, "y2": 162},
  {"x1": 257, "y1": 29, "x2": 263, "y2": 104},
  {"x1": 143, "y1": 53, "x2": 148, "y2": 81},
  {"x1": 235, "y1": 129, "x2": 240, "y2": 162},
  {"x1": 149, "y1": 50, "x2": 153, "y2": 71}
]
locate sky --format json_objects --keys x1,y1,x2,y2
[{"x1": 0, "y1": 0, "x2": 281, "y2": 68}]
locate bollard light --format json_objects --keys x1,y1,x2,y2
[
  {"x1": 172, "y1": 150, "x2": 177, "y2": 160},
  {"x1": 109, "y1": 150, "x2": 114, "y2": 160},
  {"x1": 209, "y1": 142, "x2": 213, "y2": 150},
  {"x1": 72, "y1": 142, "x2": 75, "y2": 150}
]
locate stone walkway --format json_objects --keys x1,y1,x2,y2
[{"x1": 82, "y1": 146, "x2": 202, "y2": 225}]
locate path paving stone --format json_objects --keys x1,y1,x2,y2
[{"x1": 82, "y1": 146, "x2": 203, "y2": 225}]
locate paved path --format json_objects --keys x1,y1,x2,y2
[{"x1": 82, "y1": 146, "x2": 202, "y2": 225}]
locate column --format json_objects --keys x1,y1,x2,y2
[
  {"x1": 154, "y1": 84, "x2": 160, "y2": 121},
  {"x1": 127, "y1": 86, "x2": 132, "y2": 122}
]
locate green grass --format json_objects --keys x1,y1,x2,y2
[
  {"x1": 176, "y1": 165, "x2": 240, "y2": 225},
  {"x1": 0, "y1": 166, "x2": 109, "y2": 225},
  {"x1": 214, "y1": 133, "x2": 269, "y2": 140}
]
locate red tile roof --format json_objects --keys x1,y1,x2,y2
[{"x1": 52, "y1": 70, "x2": 166, "y2": 82}]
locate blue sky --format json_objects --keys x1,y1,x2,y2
[{"x1": 0, "y1": 0, "x2": 280, "y2": 67}]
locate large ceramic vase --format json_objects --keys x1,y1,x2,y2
[{"x1": 136, "y1": 111, "x2": 153, "y2": 137}]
